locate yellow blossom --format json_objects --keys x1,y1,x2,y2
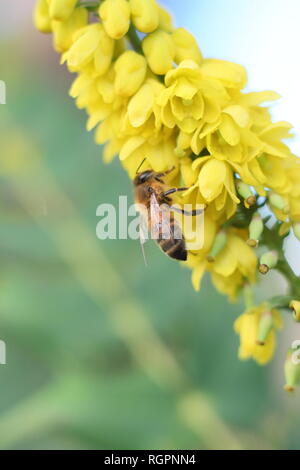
[
  {"x1": 114, "y1": 51, "x2": 147, "y2": 97},
  {"x1": 192, "y1": 157, "x2": 240, "y2": 219},
  {"x1": 61, "y1": 24, "x2": 114, "y2": 75},
  {"x1": 234, "y1": 304, "x2": 282, "y2": 365},
  {"x1": 48, "y1": 0, "x2": 77, "y2": 22},
  {"x1": 120, "y1": 137, "x2": 178, "y2": 179},
  {"x1": 129, "y1": 0, "x2": 159, "y2": 33},
  {"x1": 157, "y1": 5, "x2": 174, "y2": 32},
  {"x1": 34, "y1": 0, "x2": 52, "y2": 33},
  {"x1": 158, "y1": 60, "x2": 227, "y2": 133},
  {"x1": 201, "y1": 59, "x2": 247, "y2": 90},
  {"x1": 172, "y1": 28, "x2": 203, "y2": 65},
  {"x1": 52, "y1": 7, "x2": 88, "y2": 52},
  {"x1": 99, "y1": 0, "x2": 131, "y2": 39},
  {"x1": 142, "y1": 31, "x2": 175, "y2": 76},
  {"x1": 210, "y1": 232, "x2": 257, "y2": 300}
]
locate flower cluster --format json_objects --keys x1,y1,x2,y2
[{"x1": 34, "y1": 0, "x2": 300, "y2": 390}]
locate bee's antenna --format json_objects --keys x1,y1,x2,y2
[{"x1": 136, "y1": 157, "x2": 147, "y2": 174}]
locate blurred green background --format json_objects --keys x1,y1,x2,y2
[{"x1": 0, "y1": 1, "x2": 300, "y2": 450}]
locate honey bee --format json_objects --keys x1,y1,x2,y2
[{"x1": 134, "y1": 163, "x2": 200, "y2": 262}]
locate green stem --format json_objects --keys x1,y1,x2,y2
[
  {"x1": 261, "y1": 225, "x2": 300, "y2": 299},
  {"x1": 243, "y1": 284, "x2": 254, "y2": 310},
  {"x1": 277, "y1": 259, "x2": 300, "y2": 298},
  {"x1": 126, "y1": 24, "x2": 143, "y2": 53},
  {"x1": 77, "y1": 1, "x2": 100, "y2": 11},
  {"x1": 268, "y1": 295, "x2": 295, "y2": 310}
]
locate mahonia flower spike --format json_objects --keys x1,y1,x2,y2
[{"x1": 34, "y1": 0, "x2": 300, "y2": 391}]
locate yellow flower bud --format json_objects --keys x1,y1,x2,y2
[
  {"x1": 99, "y1": 0, "x2": 131, "y2": 39},
  {"x1": 172, "y1": 28, "x2": 203, "y2": 65},
  {"x1": 290, "y1": 300, "x2": 300, "y2": 322},
  {"x1": 157, "y1": 6, "x2": 174, "y2": 32},
  {"x1": 114, "y1": 51, "x2": 147, "y2": 97},
  {"x1": 48, "y1": 0, "x2": 78, "y2": 22},
  {"x1": 34, "y1": 0, "x2": 52, "y2": 33},
  {"x1": 129, "y1": 0, "x2": 159, "y2": 33},
  {"x1": 142, "y1": 31, "x2": 175, "y2": 75},
  {"x1": 52, "y1": 7, "x2": 88, "y2": 52}
]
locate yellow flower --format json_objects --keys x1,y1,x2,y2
[
  {"x1": 192, "y1": 157, "x2": 240, "y2": 219},
  {"x1": 201, "y1": 58, "x2": 247, "y2": 90},
  {"x1": 120, "y1": 136, "x2": 178, "y2": 179},
  {"x1": 34, "y1": 0, "x2": 52, "y2": 33},
  {"x1": 95, "y1": 108, "x2": 127, "y2": 163},
  {"x1": 129, "y1": 0, "x2": 159, "y2": 33},
  {"x1": 234, "y1": 304, "x2": 282, "y2": 365},
  {"x1": 172, "y1": 28, "x2": 203, "y2": 65},
  {"x1": 188, "y1": 228, "x2": 257, "y2": 299},
  {"x1": 99, "y1": 0, "x2": 131, "y2": 39},
  {"x1": 142, "y1": 31, "x2": 175, "y2": 75},
  {"x1": 114, "y1": 51, "x2": 147, "y2": 97},
  {"x1": 48, "y1": 0, "x2": 77, "y2": 22},
  {"x1": 157, "y1": 5, "x2": 174, "y2": 32},
  {"x1": 210, "y1": 232, "x2": 257, "y2": 300},
  {"x1": 61, "y1": 24, "x2": 114, "y2": 75},
  {"x1": 158, "y1": 60, "x2": 227, "y2": 133},
  {"x1": 52, "y1": 7, "x2": 88, "y2": 52},
  {"x1": 191, "y1": 105, "x2": 257, "y2": 162}
]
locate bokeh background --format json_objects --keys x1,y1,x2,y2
[{"x1": 1, "y1": 0, "x2": 300, "y2": 450}]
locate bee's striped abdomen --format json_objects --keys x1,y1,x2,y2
[{"x1": 157, "y1": 218, "x2": 187, "y2": 261}]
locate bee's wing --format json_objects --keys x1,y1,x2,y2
[
  {"x1": 150, "y1": 193, "x2": 181, "y2": 241},
  {"x1": 136, "y1": 205, "x2": 149, "y2": 267}
]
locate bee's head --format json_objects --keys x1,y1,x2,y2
[{"x1": 134, "y1": 170, "x2": 153, "y2": 186}]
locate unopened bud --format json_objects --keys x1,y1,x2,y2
[
  {"x1": 48, "y1": 0, "x2": 77, "y2": 22},
  {"x1": 290, "y1": 300, "x2": 300, "y2": 322},
  {"x1": 256, "y1": 311, "x2": 273, "y2": 346},
  {"x1": 269, "y1": 192, "x2": 289, "y2": 214},
  {"x1": 293, "y1": 223, "x2": 300, "y2": 242},
  {"x1": 236, "y1": 181, "x2": 256, "y2": 208},
  {"x1": 172, "y1": 28, "x2": 203, "y2": 65},
  {"x1": 247, "y1": 213, "x2": 264, "y2": 247},
  {"x1": 207, "y1": 230, "x2": 227, "y2": 262},
  {"x1": 130, "y1": 0, "x2": 159, "y2": 33},
  {"x1": 114, "y1": 51, "x2": 147, "y2": 97},
  {"x1": 284, "y1": 348, "x2": 300, "y2": 392},
  {"x1": 99, "y1": 0, "x2": 131, "y2": 39},
  {"x1": 34, "y1": 0, "x2": 52, "y2": 33},
  {"x1": 142, "y1": 30, "x2": 175, "y2": 75},
  {"x1": 259, "y1": 251, "x2": 279, "y2": 274}
]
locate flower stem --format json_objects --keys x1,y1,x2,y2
[
  {"x1": 277, "y1": 259, "x2": 300, "y2": 298},
  {"x1": 127, "y1": 24, "x2": 143, "y2": 53},
  {"x1": 77, "y1": 1, "x2": 100, "y2": 11}
]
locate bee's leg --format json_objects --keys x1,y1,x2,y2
[
  {"x1": 171, "y1": 206, "x2": 203, "y2": 216},
  {"x1": 163, "y1": 187, "x2": 188, "y2": 197}
]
